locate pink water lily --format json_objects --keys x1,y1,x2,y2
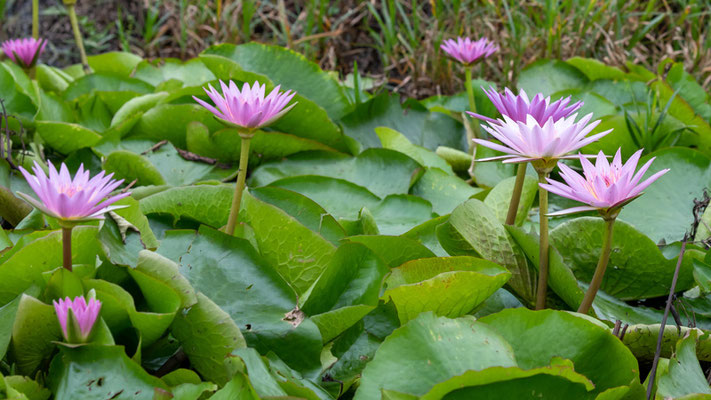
[
  {"x1": 468, "y1": 87, "x2": 582, "y2": 125},
  {"x1": 474, "y1": 113, "x2": 611, "y2": 164},
  {"x1": 540, "y1": 149, "x2": 669, "y2": 217},
  {"x1": 17, "y1": 161, "x2": 129, "y2": 223},
  {"x1": 441, "y1": 36, "x2": 497, "y2": 65},
  {"x1": 54, "y1": 296, "x2": 102, "y2": 343},
  {"x1": 1, "y1": 37, "x2": 46, "y2": 68},
  {"x1": 194, "y1": 80, "x2": 297, "y2": 131}
]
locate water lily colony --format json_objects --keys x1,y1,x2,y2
[{"x1": 0, "y1": 9, "x2": 707, "y2": 400}]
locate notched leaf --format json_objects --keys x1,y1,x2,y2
[{"x1": 283, "y1": 306, "x2": 306, "y2": 328}]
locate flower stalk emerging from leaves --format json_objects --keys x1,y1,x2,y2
[
  {"x1": 475, "y1": 110, "x2": 610, "y2": 309},
  {"x1": 540, "y1": 149, "x2": 669, "y2": 314},
  {"x1": 17, "y1": 162, "x2": 129, "y2": 271},
  {"x1": 1, "y1": 37, "x2": 46, "y2": 70},
  {"x1": 54, "y1": 296, "x2": 101, "y2": 344},
  {"x1": 194, "y1": 80, "x2": 296, "y2": 235},
  {"x1": 468, "y1": 88, "x2": 583, "y2": 225},
  {"x1": 62, "y1": 0, "x2": 89, "y2": 72},
  {"x1": 441, "y1": 37, "x2": 497, "y2": 146}
]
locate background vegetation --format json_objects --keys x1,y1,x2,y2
[{"x1": 3, "y1": 0, "x2": 711, "y2": 98}]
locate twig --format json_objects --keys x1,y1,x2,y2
[
  {"x1": 141, "y1": 140, "x2": 168, "y2": 155},
  {"x1": 176, "y1": 147, "x2": 230, "y2": 168},
  {"x1": 646, "y1": 236, "x2": 688, "y2": 400}
]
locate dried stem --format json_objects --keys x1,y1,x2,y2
[
  {"x1": 505, "y1": 163, "x2": 528, "y2": 226},
  {"x1": 646, "y1": 238, "x2": 687, "y2": 400}
]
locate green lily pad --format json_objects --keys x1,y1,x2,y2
[
  {"x1": 437, "y1": 199, "x2": 536, "y2": 305},
  {"x1": 203, "y1": 43, "x2": 352, "y2": 120},
  {"x1": 171, "y1": 292, "x2": 246, "y2": 385},
  {"x1": 301, "y1": 242, "x2": 389, "y2": 315},
  {"x1": 139, "y1": 185, "x2": 233, "y2": 228},
  {"x1": 87, "y1": 52, "x2": 142, "y2": 77},
  {"x1": 483, "y1": 175, "x2": 538, "y2": 226},
  {"x1": 35, "y1": 121, "x2": 102, "y2": 155},
  {"x1": 376, "y1": 127, "x2": 453, "y2": 173},
  {"x1": 250, "y1": 186, "x2": 346, "y2": 245},
  {"x1": 381, "y1": 256, "x2": 511, "y2": 323},
  {"x1": 346, "y1": 235, "x2": 436, "y2": 268},
  {"x1": 354, "y1": 313, "x2": 517, "y2": 399},
  {"x1": 10, "y1": 295, "x2": 62, "y2": 375},
  {"x1": 517, "y1": 60, "x2": 589, "y2": 96},
  {"x1": 47, "y1": 345, "x2": 168, "y2": 399},
  {"x1": 341, "y1": 93, "x2": 466, "y2": 152},
  {"x1": 550, "y1": 217, "x2": 695, "y2": 300},
  {"x1": 250, "y1": 148, "x2": 419, "y2": 198},
  {"x1": 63, "y1": 73, "x2": 153, "y2": 101},
  {"x1": 655, "y1": 331, "x2": 711, "y2": 399},
  {"x1": 0, "y1": 227, "x2": 101, "y2": 305},
  {"x1": 242, "y1": 191, "x2": 336, "y2": 295},
  {"x1": 411, "y1": 168, "x2": 482, "y2": 215},
  {"x1": 421, "y1": 359, "x2": 596, "y2": 399},
  {"x1": 480, "y1": 308, "x2": 641, "y2": 398},
  {"x1": 178, "y1": 226, "x2": 323, "y2": 375},
  {"x1": 619, "y1": 147, "x2": 711, "y2": 244}
]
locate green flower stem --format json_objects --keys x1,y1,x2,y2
[
  {"x1": 66, "y1": 4, "x2": 90, "y2": 72},
  {"x1": 464, "y1": 66, "x2": 481, "y2": 151},
  {"x1": 505, "y1": 163, "x2": 528, "y2": 226},
  {"x1": 225, "y1": 134, "x2": 252, "y2": 236},
  {"x1": 577, "y1": 217, "x2": 616, "y2": 314},
  {"x1": 32, "y1": 0, "x2": 39, "y2": 39},
  {"x1": 216, "y1": 0, "x2": 223, "y2": 25},
  {"x1": 535, "y1": 170, "x2": 550, "y2": 310},
  {"x1": 62, "y1": 226, "x2": 73, "y2": 272}
]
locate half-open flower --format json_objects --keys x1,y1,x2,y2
[
  {"x1": 1, "y1": 37, "x2": 46, "y2": 69},
  {"x1": 474, "y1": 113, "x2": 611, "y2": 167},
  {"x1": 540, "y1": 149, "x2": 669, "y2": 218},
  {"x1": 193, "y1": 80, "x2": 297, "y2": 132},
  {"x1": 53, "y1": 296, "x2": 102, "y2": 344},
  {"x1": 440, "y1": 36, "x2": 497, "y2": 66},
  {"x1": 468, "y1": 87, "x2": 582, "y2": 125},
  {"x1": 17, "y1": 161, "x2": 129, "y2": 224}
]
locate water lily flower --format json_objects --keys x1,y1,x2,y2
[
  {"x1": 54, "y1": 296, "x2": 101, "y2": 344},
  {"x1": 17, "y1": 161, "x2": 129, "y2": 223},
  {"x1": 475, "y1": 113, "x2": 611, "y2": 167},
  {"x1": 1, "y1": 37, "x2": 46, "y2": 69},
  {"x1": 193, "y1": 80, "x2": 297, "y2": 236},
  {"x1": 440, "y1": 37, "x2": 498, "y2": 65},
  {"x1": 541, "y1": 148, "x2": 669, "y2": 314},
  {"x1": 473, "y1": 110, "x2": 610, "y2": 310},
  {"x1": 540, "y1": 149, "x2": 669, "y2": 218},
  {"x1": 193, "y1": 80, "x2": 297, "y2": 132},
  {"x1": 468, "y1": 87, "x2": 582, "y2": 125}
]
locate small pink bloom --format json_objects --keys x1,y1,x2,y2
[
  {"x1": 53, "y1": 296, "x2": 102, "y2": 343},
  {"x1": 1, "y1": 37, "x2": 46, "y2": 68},
  {"x1": 540, "y1": 149, "x2": 669, "y2": 216},
  {"x1": 440, "y1": 36, "x2": 497, "y2": 65},
  {"x1": 193, "y1": 80, "x2": 297, "y2": 131},
  {"x1": 17, "y1": 161, "x2": 129, "y2": 222},
  {"x1": 474, "y1": 113, "x2": 611, "y2": 164},
  {"x1": 468, "y1": 87, "x2": 582, "y2": 125}
]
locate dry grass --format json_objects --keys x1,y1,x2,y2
[{"x1": 3, "y1": 0, "x2": 711, "y2": 98}]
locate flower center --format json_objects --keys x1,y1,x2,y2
[{"x1": 57, "y1": 184, "x2": 82, "y2": 198}]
